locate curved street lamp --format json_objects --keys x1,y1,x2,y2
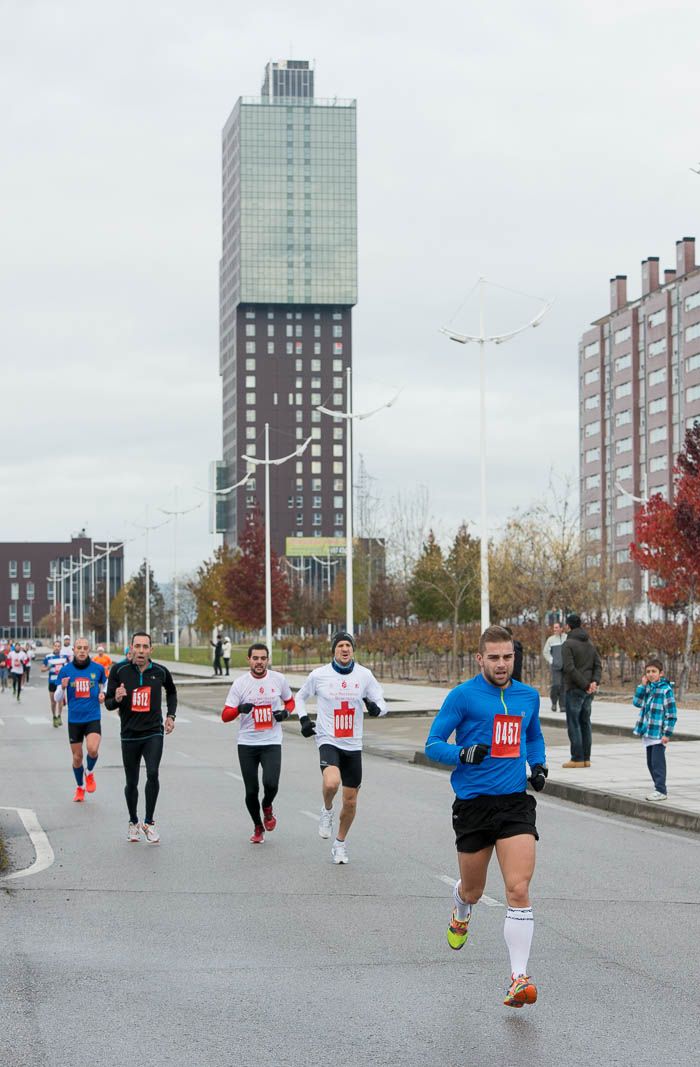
[{"x1": 440, "y1": 277, "x2": 552, "y2": 630}]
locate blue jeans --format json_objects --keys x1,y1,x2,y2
[
  {"x1": 565, "y1": 687, "x2": 593, "y2": 762},
  {"x1": 646, "y1": 743, "x2": 667, "y2": 794}
]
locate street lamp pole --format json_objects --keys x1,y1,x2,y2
[
  {"x1": 79, "y1": 548, "x2": 84, "y2": 636},
  {"x1": 159, "y1": 491, "x2": 202, "y2": 662},
  {"x1": 441, "y1": 277, "x2": 552, "y2": 631},
  {"x1": 317, "y1": 375, "x2": 399, "y2": 635},
  {"x1": 243, "y1": 430, "x2": 313, "y2": 658}
]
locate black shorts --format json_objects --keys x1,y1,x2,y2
[
  {"x1": 48, "y1": 682, "x2": 58, "y2": 693},
  {"x1": 319, "y1": 744, "x2": 362, "y2": 789},
  {"x1": 452, "y1": 792, "x2": 538, "y2": 853},
  {"x1": 68, "y1": 720, "x2": 102, "y2": 745}
]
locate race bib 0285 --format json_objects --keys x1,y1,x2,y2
[{"x1": 252, "y1": 705, "x2": 273, "y2": 730}]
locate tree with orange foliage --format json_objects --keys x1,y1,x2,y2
[{"x1": 630, "y1": 424, "x2": 700, "y2": 696}]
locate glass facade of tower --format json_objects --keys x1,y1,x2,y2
[{"x1": 223, "y1": 97, "x2": 357, "y2": 308}]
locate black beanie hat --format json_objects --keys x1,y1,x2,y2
[{"x1": 331, "y1": 631, "x2": 355, "y2": 653}]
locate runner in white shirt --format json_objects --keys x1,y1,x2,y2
[
  {"x1": 295, "y1": 631, "x2": 388, "y2": 864},
  {"x1": 61, "y1": 635, "x2": 74, "y2": 662},
  {"x1": 221, "y1": 643, "x2": 295, "y2": 844},
  {"x1": 9, "y1": 645, "x2": 28, "y2": 702}
]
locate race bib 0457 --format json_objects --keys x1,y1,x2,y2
[{"x1": 491, "y1": 714, "x2": 522, "y2": 758}]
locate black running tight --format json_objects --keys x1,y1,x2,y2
[
  {"x1": 237, "y1": 744, "x2": 281, "y2": 827},
  {"x1": 121, "y1": 734, "x2": 164, "y2": 824}
]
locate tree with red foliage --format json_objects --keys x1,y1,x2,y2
[
  {"x1": 225, "y1": 507, "x2": 290, "y2": 631},
  {"x1": 630, "y1": 423, "x2": 700, "y2": 695}
]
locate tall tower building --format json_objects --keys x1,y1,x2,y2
[
  {"x1": 578, "y1": 236, "x2": 700, "y2": 610},
  {"x1": 214, "y1": 60, "x2": 357, "y2": 561}
]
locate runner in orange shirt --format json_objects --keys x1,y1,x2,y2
[{"x1": 92, "y1": 645, "x2": 113, "y2": 678}]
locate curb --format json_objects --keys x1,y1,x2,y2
[{"x1": 412, "y1": 751, "x2": 700, "y2": 834}]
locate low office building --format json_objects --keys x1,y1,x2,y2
[{"x1": 0, "y1": 534, "x2": 124, "y2": 640}]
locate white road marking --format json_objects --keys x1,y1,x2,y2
[
  {"x1": 300, "y1": 810, "x2": 320, "y2": 821},
  {"x1": 0, "y1": 807, "x2": 55, "y2": 882},
  {"x1": 24, "y1": 716, "x2": 51, "y2": 726},
  {"x1": 225, "y1": 771, "x2": 243, "y2": 782},
  {"x1": 0, "y1": 717, "x2": 4, "y2": 726},
  {"x1": 176, "y1": 717, "x2": 191, "y2": 724},
  {"x1": 176, "y1": 751, "x2": 192, "y2": 759},
  {"x1": 436, "y1": 874, "x2": 503, "y2": 907}
]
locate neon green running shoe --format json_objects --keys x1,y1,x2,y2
[{"x1": 446, "y1": 908, "x2": 470, "y2": 950}]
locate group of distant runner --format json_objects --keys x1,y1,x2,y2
[{"x1": 13, "y1": 623, "x2": 547, "y2": 1009}]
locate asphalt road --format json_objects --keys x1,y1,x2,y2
[{"x1": 1, "y1": 681, "x2": 699, "y2": 1067}]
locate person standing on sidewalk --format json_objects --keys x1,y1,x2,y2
[
  {"x1": 211, "y1": 633, "x2": 223, "y2": 676},
  {"x1": 296, "y1": 631, "x2": 388, "y2": 865},
  {"x1": 221, "y1": 643, "x2": 295, "y2": 844},
  {"x1": 561, "y1": 613, "x2": 602, "y2": 768},
  {"x1": 222, "y1": 635, "x2": 232, "y2": 675},
  {"x1": 105, "y1": 631, "x2": 177, "y2": 843},
  {"x1": 632, "y1": 657, "x2": 677, "y2": 802},
  {"x1": 542, "y1": 622, "x2": 567, "y2": 712}
]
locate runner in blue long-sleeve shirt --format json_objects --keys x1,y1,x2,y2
[{"x1": 425, "y1": 625, "x2": 548, "y2": 1009}]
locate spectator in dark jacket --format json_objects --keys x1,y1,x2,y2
[
  {"x1": 504, "y1": 627, "x2": 523, "y2": 682},
  {"x1": 210, "y1": 634, "x2": 223, "y2": 676},
  {"x1": 561, "y1": 613, "x2": 602, "y2": 769}
]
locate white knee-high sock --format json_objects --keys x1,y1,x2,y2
[
  {"x1": 503, "y1": 907, "x2": 534, "y2": 976},
  {"x1": 453, "y1": 880, "x2": 472, "y2": 920}
]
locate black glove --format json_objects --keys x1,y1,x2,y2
[
  {"x1": 363, "y1": 698, "x2": 382, "y2": 717},
  {"x1": 273, "y1": 708, "x2": 289, "y2": 722},
  {"x1": 459, "y1": 744, "x2": 489, "y2": 765},
  {"x1": 238, "y1": 703, "x2": 254, "y2": 715},
  {"x1": 528, "y1": 764, "x2": 548, "y2": 792},
  {"x1": 300, "y1": 715, "x2": 316, "y2": 737}
]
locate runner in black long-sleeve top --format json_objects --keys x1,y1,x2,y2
[{"x1": 105, "y1": 630, "x2": 177, "y2": 844}]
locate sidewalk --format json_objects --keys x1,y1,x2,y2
[{"x1": 171, "y1": 659, "x2": 700, "y2": 832}]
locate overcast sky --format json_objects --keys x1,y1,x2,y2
[{"x1": 2, "y1": 0, "x2": 699, "y2": 584}]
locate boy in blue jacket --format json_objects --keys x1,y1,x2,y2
[
  {"x1": 632, "y1": 657, "x2": 677, "y2": 802},
  {"x1": 425, "y1": 625, "x2": 547, "y2": 1009}
]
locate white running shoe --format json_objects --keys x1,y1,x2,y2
[
  {"x1": 318, "y1": 806, "x2": 334, "y2": 839},
  {"x1": 127, "y1": 822, "x2": 141, "y2": 843},
  {"x1": 646, "y1": 791, "x2": 668, "y2": 802},
  {"x1": 331, "y1": 841, "x2": 349, "y2": 864},
  {"x1": 141, "y1": 821, "x2": 160, "y2": 843}
]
